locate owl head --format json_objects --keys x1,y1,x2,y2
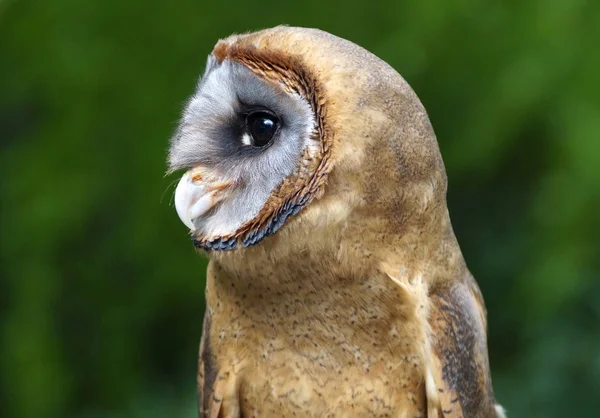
[{"x1": 168, "y1": 27, "x2": 448, "y2": 254}]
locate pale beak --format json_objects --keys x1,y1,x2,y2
[{"x1": 174, "y1": 167, "x2": 234, "y2": 231}]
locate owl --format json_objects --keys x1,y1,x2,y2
[{"x1": 168, "y1": 26, "x2": 505, "y2": 418}]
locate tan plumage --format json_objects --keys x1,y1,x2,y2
[{"x1": 170, "y1": 26, "x2": 504, "y2": 417}]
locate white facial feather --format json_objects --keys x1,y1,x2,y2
[{"x1": 169, "y1": 57, "x2": 317, "y2": 240}]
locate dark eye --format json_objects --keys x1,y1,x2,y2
[{"x1": 246, "y1": 111, "x2": 279, "y2": 147}]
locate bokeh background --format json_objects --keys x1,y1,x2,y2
[{"x1": 1, "y1": 0, "x2": 599, "y2": 417}]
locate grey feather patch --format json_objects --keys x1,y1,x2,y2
[{"x1": 169, "y1": 57, "x2": 316, "y2": 240}]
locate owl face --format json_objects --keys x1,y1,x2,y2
[{"x1": 169, "y1": 55, "x2": 321, "y2": 250}]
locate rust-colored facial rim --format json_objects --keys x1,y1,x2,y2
[{"x1": 193, "y1": 41, "x2": 335, "y2": 251}]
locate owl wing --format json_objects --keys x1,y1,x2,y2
[
  {"x1": 427, "y1": 278, "x2": 504, "y2": 418},
  {"x1": 197, "y1": 310, "x2": 223, "y2": 418}
]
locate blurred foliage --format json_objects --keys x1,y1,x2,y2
[{"x1": 1, "y1": 0, "x2": 599, "y2": 417}]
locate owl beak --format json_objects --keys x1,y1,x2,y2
[{"x1": 174, "y1": 167, "x2": 234, "y2": 231}]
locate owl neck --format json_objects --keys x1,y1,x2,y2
[
  {"x1": 207, "y1": 202, "x2": 465, "y2": 313},
  {"x1": 203, "y1": 209, "x2": 465, "y2": 369}
]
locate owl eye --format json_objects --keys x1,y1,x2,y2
[{"x1": 245, "y1": 111, "x2": 279, "y2": 148}]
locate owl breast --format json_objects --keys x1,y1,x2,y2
[
  {"x1": 200, "y1": 263, "x2": 430, "y2": 418},
  {"x1": 233, "y1": 355, "x2": 426, "y2": 417}
]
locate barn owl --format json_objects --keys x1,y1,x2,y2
[{"x1": 168, "y1": 26, "x2": 505, "y2": 418}]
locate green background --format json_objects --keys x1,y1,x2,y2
[{"x1": 1, "y1": 0, "x2": 599, "y2": 417}]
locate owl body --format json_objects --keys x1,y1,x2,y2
[{"x1": 169, "y1": 27, "x2": 504, "y2": 417}]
